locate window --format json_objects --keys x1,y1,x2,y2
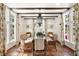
[{"x1": 64, "y1": 14, "x2": 70, "y2": 42}]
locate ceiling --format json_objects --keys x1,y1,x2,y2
[
  {"x1": 4, "y1": 3, "x2": 76, "y2": 18},
  {"x1": 4, "y1": 3, "x2": 75, "y2": 8}
]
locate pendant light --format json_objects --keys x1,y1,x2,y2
[{"x1": 37, "y1": 9, "x2": 42, "y2": 26}]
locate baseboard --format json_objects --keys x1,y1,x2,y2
[
  {"x1": 63, "y1": 45, "x2": 75, "y2": 52},
  {"x1": 5, "y1": 44, "x2": 16, "y2": 54}
]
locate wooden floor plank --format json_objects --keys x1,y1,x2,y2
[{"x1": 5, "y1": 42, "x2": 74, "y2": 56}]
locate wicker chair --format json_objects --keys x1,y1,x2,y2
[
  {"x1": 20, "y1": 32, "x2": 33, "y2": 53},
  {"x1": 24, "y1": 32, "x2": 33, "y2": 52},
  {"x1": 47, "y1": 32, "x2": 57, "y2": 55}
]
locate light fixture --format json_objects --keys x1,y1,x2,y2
[{"x1": 37, "y1": 13, "x2": 42, "y2": 26}]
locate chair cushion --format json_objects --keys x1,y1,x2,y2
[{"x1": 25, "y1": 37, "x2": 33, "y2": 43}]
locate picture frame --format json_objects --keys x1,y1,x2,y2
[{"x1": 26, "y1": 25, "x2": 29, "y2": 28}]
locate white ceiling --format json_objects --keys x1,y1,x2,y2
[
  {"x1": 5, "y1": 3, "x2": 75, "y2": 8},
  {"x1": 12, "y1": 9, "x2": 67, "y2": 13},
  {"x1": 20, "y1": 14, "x2": 60, "y2": 17},
  {"x1": 4, "y1": 3, "x2": 76, "y2": 17}
]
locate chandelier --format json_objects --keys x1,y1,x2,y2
[{"x1": 37, "y1": 13, "x2": 42, "y2": 26}]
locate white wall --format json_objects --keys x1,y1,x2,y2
[
  {"x1": 5, "y1": 6, "x2": 17, "y2": 50},
  {"x1": 18, "y1": 17, "x2": 34, "y2": 41},
  {"x1": 46, "y1": 15, "x2": 62, "y2": 42},
  {"x1": 18, "y1": 16, "x2": 24, "y2": 36},
  {"x1": 23, "y1": 18, "x2": 33, "y2": 35},
  {"x1": 19, "y1": 14, "x2": 62, "y2": 42}
]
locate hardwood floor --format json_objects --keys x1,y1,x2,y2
[{"x1": 5, "y1": 42, "x2": 75, "y2": 56}]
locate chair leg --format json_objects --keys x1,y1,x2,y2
[{"x1": 55, "y1": 42, "x2": 57, "y2": 52}]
